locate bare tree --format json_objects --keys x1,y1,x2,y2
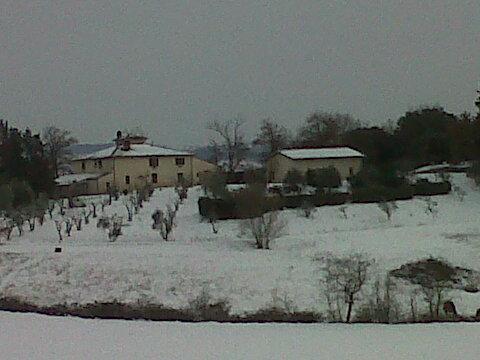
[
  {"x1": 208, "y1": 140, "x2": 222, "y2": 166},
  {"x1": 320, "y1": 254, "x2": 374, "y2": 323},
  {"x1": 73, "y1": 216, "x2": 82, "y2": 231},
  {"x1": 378, "y1": 200, "x2": 397, "y2": 221},
  {"x1": 236, "y1": 182, "x2": 286, "y2": 249},
  {"x1": 47, "y1": 201, "x2": 56, "y2": 219},
  {"x1": 354, "y1": 276, "x2": 400, "y2": 323},
  {"x1": 42, "y1": 126, "x2": 77, "y2": 177},
  {"x1": 0, "y1": 219, "x2": 14, "y2": 243},
  {"x1": 123, "y1": 196, "x2": 135, "y2": 222},
  {"x1": 26, "y1": 216, "x2": 36, "y2": 232},
  {"x1": 389, "y1": 258, "x2": 457, "y2": 321},
  {"x1": 452, "y1": 185, "x2": 466, "y2": 202},
  {"x1": 208, "y1": 118, "x2": 247, "y2": 172},
  {"x1": 82, "y1": 208, "x2": 93, "y2": 224},
  {"x1": 300, "y1": 200, "x2": 315, "y2": 218},
  {"x1": 91, "y1": 202, "x2": 99, "y2": 218},
  {"x1": 108, "y1": 216, "x2": 123, "y2": 242},
  {"x1": 423, "y1": 197, "x2": 438, "y2": 218},
  {"x1": 208, "y1": 212, "x2": 219, "y2": 234},
  {"x1": 152, "y1": 205, "x2": 177, "y2": 241},
  {"x1": 420, "y1": 281, "x2": 451, "y2": 320},
  {"x1": 297, "y1": 112, "x2": 360, "y2": 147},
  {"x1": 409, "y1": 288, "x2": 420, "y2": 322},
  {"x1": 244, "y1": 211, "x2": 285, "y2": 249},
  {"x1": 11, "y1": 212, "x2": 25, "y2": 236},
  {"x1": 64, "y1": 217, "x2": 73, "y2": 236},
  {"x1": 175, "y1": 185, "x2": 188, "y2": 203},
  {"x1": 54, "y1": 219, "x2": 63, "y2": 242},
  {"x1": 254, "y1": 118, "x2": 290, "y2": 160}
]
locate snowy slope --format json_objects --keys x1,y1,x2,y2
[
  {"x1": 1, "y1": 311, "x2": 479, "y2": 360},
  {"x1": 1, "y1": 173, "x2": 480, "y2": 317}
]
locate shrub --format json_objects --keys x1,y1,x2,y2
[
  {"x1": 152, "y1": 205, "x2": 177, "y2": 241},
  {"x1": 389, "y1": 258, "x2": 461, "y2": 320},
  {"x1": 242, "y1": 211, "x2": 286, "y2": 249},
  {"x1": 198, "y1": 191, "x2": 348, "y2": 220},
  {"x1": 175, "y1": 185, "x2": 188, "y2": 203},
  {"x1": 198, "y1": 197, "x2": 237, "y2": 220},
  {"x1": 350, "y1": 165, "x2": 406, "y2": 189},
  {"x1": 283, "y1": 169, "x2": 304, "y2": 192},
  {"x1": 200, "y1": 171, "x2": 228, "y2": 199},
  {"x1": 244, "y1": 168, "x2": 267, "y2": 186},
  {"x1": 352, "y1": 184, "x2": 413, "y2": 203},
  {"x1": 188, "y1": 288, "x2": 231, "y2": 321},
  {"x1": 467, "y1": 160, "x2": 480, "y2": 185},
  {"x1": 354, "y1": 276, "x2": 400, "y2": 323},
  {"x1": 306, "y1": 167, "x2": 341, "y2": 190},
  {"x1": 235, "y1": 183, "x2": 270, "y2": 219},
  {"x1": 108, "y1": 216, "x2": 123, "y2": 241},
  {"x1": 413, "y1": 179, "x2": 451, "y2": 196}
]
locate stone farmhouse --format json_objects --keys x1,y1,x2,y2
[
  {"x1": 56, "y1": 132, "x2": 216, "y2": 196},
  {"x1": 266, "y1": 147, "x2": 364, "y2": 183}
]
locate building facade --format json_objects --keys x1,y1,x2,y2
[
  {"x1": 56, "y1": 133, "x2": 216, "y2": 196},
  {"x1": 266, "y1": 147, "x2": 364, "y2": 183}
]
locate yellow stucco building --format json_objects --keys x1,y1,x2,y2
[
  {"x1": 56, "y1": 134, "x2": 216, "y2": 196},
  {"x1": 266, "y1": 147, "x2": 364, "y2": 183}
]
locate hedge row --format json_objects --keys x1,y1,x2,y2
[
  {"x1": 198, "y1": 180, "x2": 452, "y2": 220},
  {"x1": 198, "y1": 192, "x2": 349, "y2": 220},
  {"x1": 413, "y1": 179, "x2": 451, "y2": 196},
  {"x1": 351, "y1": 184, "x2": 414, "y2": 204}
]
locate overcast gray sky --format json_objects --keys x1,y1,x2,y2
[{"x1": 1, "y1": 0, "x2": 479, "y2": 147}]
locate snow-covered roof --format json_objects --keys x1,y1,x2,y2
[
  {"x1": 55, "y1": 173, "x2": 106, "y2": 186},
  {"x1": 74, "y1": 144, "x2": 192, "y2": 161},
  {"x1": 413, "y1": 162, "x2": 471, "y2": 174},
  {"x1": 278, "y1": 147, "x2": 364, "y2": 160}
]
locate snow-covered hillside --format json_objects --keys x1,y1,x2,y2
[
  {"x1": 1, "y1": 311, "x2": 479, "y2": 360},
  {"x1": 1, "y1": 173, "x2": 480, "y2": 318}
]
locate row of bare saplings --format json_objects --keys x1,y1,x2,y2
[
  {"x1": 0, "y1": 196, "x2": 110, "y2": 244},
  {"x1": 0, "y1": 187, "x2": 187, "y2": 243}
]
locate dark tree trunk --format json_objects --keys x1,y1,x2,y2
[{"x1": 346, "y1": 294, "x2": 354, "y2": 323}]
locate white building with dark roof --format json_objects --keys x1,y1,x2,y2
[{"x1": 266, "y1": 147, "x2": 364, "y2": 183}]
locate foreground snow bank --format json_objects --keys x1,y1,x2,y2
[{"x1": 1, "y1": 311, "x2": 479, "y2": 360}]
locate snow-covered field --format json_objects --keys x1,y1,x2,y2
[
  {"x1": 1, "y1": 311, "x2": 479, "y2": 360},
  {"x1": 1, "y1": 173, "x2": 480, "y2": 317}
]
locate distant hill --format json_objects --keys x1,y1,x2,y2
[
  {"x1": 69, "y1": 142, "x2": 267, "y2": 165},
  {"x1": 190, "y1": 144, "x2": 266, "y2": 163},
  {"x1": 68, "y1": 143, "x2": 111, "y2": 156}
]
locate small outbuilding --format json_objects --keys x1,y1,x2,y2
[{"x1": 266, "y1": 147, "x2": 364, "y2": 183}]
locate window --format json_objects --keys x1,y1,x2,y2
[
  {"x1": 98, "y1": 159, "x2": 103, "y2": 169},
  {"x1": 106, "y1": 182, "x2": 111, "y2": 191},
  {"x1": 349, "y1": 167, "x2": 354, "y2": 176},
  {"x1": 149, "y1": 157, "x2": 159, "y2": 167},
  {"x1": 125, "y1": 175, "x2": 130, "y2": 185},
  {"x1": 152, "y1": 173, "x2": 158, "y2": 184},
  {"x1": 177, "y1": 172, "x2": 184, "y2": 183},
  {"x1": 175, "y1": 157, "x2": 185, "y2": 166},
  {"x1": 81, "y1": 162, "x2": 86, "y2": 170}
]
